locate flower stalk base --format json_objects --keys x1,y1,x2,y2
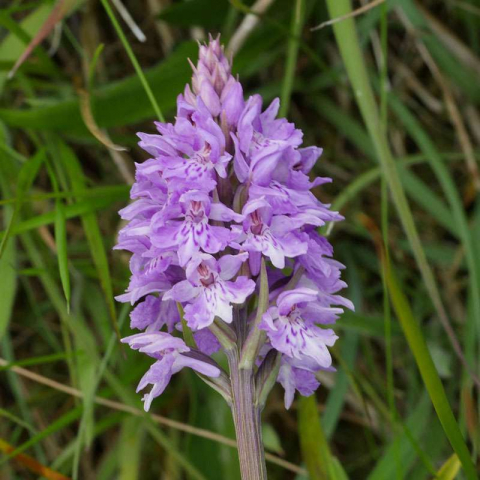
[{"x1": 228, "y1": 349, "x2": 267, "y2": 480}]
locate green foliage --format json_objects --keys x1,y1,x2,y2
[
  {"x1": 159, "y1": 0, "x2": 230, "y2": 28},
  {"x1": 1, "y1": 0, "x2": 479, "y2": 478}
]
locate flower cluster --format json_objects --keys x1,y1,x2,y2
[{"x1": 116, "y1": 36, "x2": 353, "y2": 411}]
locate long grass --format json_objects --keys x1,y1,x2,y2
[{"x1": 1, "y1": 0, "x2": 479, "y2": 479}]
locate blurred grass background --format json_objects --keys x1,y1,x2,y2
[{"x1": 1, "y1": 0, "x2": 480, "y2": 478}]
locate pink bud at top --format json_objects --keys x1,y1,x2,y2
[{"x1": 189, "y1": 35, "x2": 239, "y2": 120}]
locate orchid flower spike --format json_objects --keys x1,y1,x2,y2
[{"x1": 115, "y1": 35, "x2": 353, "y2": 479}]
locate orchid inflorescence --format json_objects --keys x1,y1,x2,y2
[{"x1": 115, "y1": 36, "x2": 353, "y2": 415}]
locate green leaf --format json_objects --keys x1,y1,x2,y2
[
  {"x1": 54, "y1": 198, "x2": 70, "y2": 311},
  {"x1": 57, "y1": 140, "x2": 120, "y2": 339},
  {"x1": 100, "y1": 0, "x2": 164, "y2": 122},
  {"x1": 46, "y1": 155, "x2": 71, "y2": 312},
  {"x1": 119, "y1": 417, "x2": 144, "y2": 480},
  {"x1": 0, "y1": 148, "x2": 45, "y2": 259},
  {"x1": 0, "y1": 187, "x2": 128, "y2": 240},
  {"x1": 0, "y1": 158, "x2": 17, "y2": 340},
  {"x1": 324, "y1": 0, "x2": 476, "y2": 430},
  {"x1": 0, "y1": 406, "x2": 82, "y2": 466},
  {"x1": 72, "y1": 304, "x2": 129, "y2": 480},
  {"x1": 323, "y1": 259, "x2": 361, "y2": 439},
  {"x1": 279, "y1": 0, "x2": 305, "y2": 117},
  {"x1": 262, "y1": 424, "x2": 283, "y2": 454},
  {"x1": 0, "y1": 407, "x2": 37, "y2": 434},
  {"x1": 325, "y1": 0, "x2": 441, "y2": 323},
  {"x1": 385, "y1": 260, "x2": 477, "y2": 480},
  {"x1": 387, "y1": 92, "x2": 480, "y2": 376},
  {"x1": 338, "y1": 310, "x2": 402, "y2": 338},
  {"x1": 159, "y1": 0, "x2": 230, "y2": 28},
  {"x1": 436, "y1": 454, "x2": 461, "y2": 480},
  {"x1": 0, "y1": 352, "x2": 72, "y2": 372},
  {"x1": 397, "y1": 166, "x2": 454, "y2": 235},
  {"x1": 400, "y1": 0, "x2": 480, "y2": 104},
  {"x1": 177, "y1": 303, "x2": 197, "y2": 348},
  {"x1": 0, "y1": 42, "x2": 198, "y2": 134},
  {"x1": 368, "y1": 393, "x2": 433, "y2": 480},
  {"x1": 298, "y1": 395, "x2": 349, "y2": 480},
  {"x1": 0, "y1": 3, "x2": 52, "y2": 93}
]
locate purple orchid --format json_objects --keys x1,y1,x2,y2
[
  {"x1": 233, "y1": 96, "x2": 303, "y2": 186},
  {"x1": 259, "y1": 288, "x2": 339, "y2": 367},
  {"x1": 277, "y1": 357, "x2": 321, "y2": 410},
  {"x1": 129, "y1": 294, "x2": 179, "y2": 332},
  {"x1": 164, "y1": 253, "x2": 255, "y2": 329},
  {"x1": 141, "y1": 101, "x2": 231, "y2": 193},
  {"x1": 122, "y1": 331, "x2": 220, "y2": 411},
  {"x1": 232, "y1": 197, "x2": 308, "y2": 275},
  {"x1": 150, "y1": 190, "x2": 242, "y2": 266},
  {"x1": 115, "y1": 36, "x2": 352, "y2": 473}
]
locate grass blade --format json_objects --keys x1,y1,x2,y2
[
  {"x1": 7, "y1": 0, "x2": 78, "y2": 80},
  {"x1": 322, "y1": 257, "x2": 361, "y2": 438},
  {"x1": 0, "y1": 188, "x2": 128, "y2": 240},
  {"x1": 368, "y1": 393, "x2": 433, "y2": 480},
  {"x1": 325, "y1": 0, "x2": 479, "y2": 388},
  {"x1": 0, "y1": 149, "x2": 45, "y2": 259},
  {"x1": 279, "y1": 0, "x2": 305, "y2": 117},
  {"x1": 99, "y1": 0, "x2": 164, "y2": 122},
  {"x1": 0, "y1": 3, "x2": 52, "y2": 93},
  {"x1": 0, "y1": 158, "x2": 17, "y2": 340},
  {"x1": 46, "y1": 156, "x2": 71, "y2": 311},
  {"x1": 298, "y1": 395, "x2": 349, "y2": 479},
  {"x1": 54, "y1": 199, "x2": 70, "y2": 312},
  {"x1": 0, "y1": 407, "x2": 82, "y2": 466},
  {"x1": 57, "y1": 140, "x2": 119, "y2": 338},
  {"x1": 0, "y1": 352, "x2": 72, "y2": 372},
  {"x1": 384, "y1": 260, "x2": 477, "y2": 479},
  {"x1": 387, "y1": 92, "x2": 480, "y2": 372},
  {"x1": 119, "y1": 417, "x2": 144, "y2": 480}
]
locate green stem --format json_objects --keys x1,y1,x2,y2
[
  {"x1": 100, "y1": 0, "x2": 164, "y2": 122},
  {"x1": 227, "y1": 307, "x2": 267, "y2": 479},
  {"x1": 280, "y1": 0, "x2": 305, "y2": 117},
  {"x1": 227, "y1": 348, "x2": 267, "y2": 480}
]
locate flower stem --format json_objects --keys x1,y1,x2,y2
[{"x1": 227, "y1": 348, "x2": 267, "y2": 480}]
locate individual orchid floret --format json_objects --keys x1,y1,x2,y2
[
  {"x1": 114, "y1": 242, "x2": 179, "y2": 305},
  {"x1": 277, "y1": 355, "x2": 321, "y2": 410},
  {"x1": 259, "y1": 288, "x2": 339, "y2": 368},
  {"x1": 155, "y1": 106, "x2": 232, "y2": 192},
  {"x1": 122, "y1": 331, "x2": 221, "y2": 411},
  {"x1": 249, "y1": 181, "x2": 342, "y2": 225},
  {"x1": 233, "y1": 96, "x2": 303, "y2": 186},
  {"x1": 232, "y1": 197, "x2": 307, "y2": 274},
  {"x1": 115, "y1": 265, "x2": 172, "y2": 305},
  {"x1": 151, "y1": 190, "x2": 242, "y2": 266},
  {"x1": 270, "y1": 146, "x2": 331, "y2": 192},
  {"x1": 298, "y1": 266, "x2": 354, "y2": 320},
  {"x1": 129, "y1": 294, "x2": 180, "y2": 332},
  {"x1": 164, "y1": 253, "x2": 255, "y2": 329}
]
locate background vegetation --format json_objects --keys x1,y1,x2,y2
[{"x1": 1, "y1": 0, "x2": 479, "y2": 478}]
